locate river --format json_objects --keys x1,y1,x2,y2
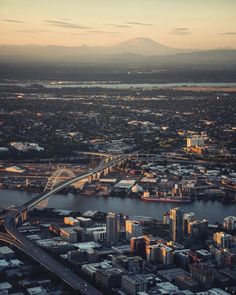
[
  {"x1": 1, "y1": 82, "x2": 236, "y2": 89},
  {"x1": 0, "y1": 189, "x2": 235, "y2": 223}
]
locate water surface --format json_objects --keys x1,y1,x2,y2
[{"x1": 0, "y1": 189, "x2": 235, "y2": 223}]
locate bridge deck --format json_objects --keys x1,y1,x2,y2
[{"x1": 2, "y1": 153, "x2": 129, "y2": 293}]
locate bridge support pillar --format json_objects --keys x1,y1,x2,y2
[
  {"x1": 73, "y1": 179, "x2": 87, "y2": 189},
  {"x1": 21, "y1": 210, "x2": 27, "y2": 222},
  {"x1": 14, "y1": 216, "x2": 19, "y2": 226},
  {"x1": 92, "y1": 174, "x2": 97, "y2": 181},
  {"x1": 36, "y1": 198, "x2": 49, "y2": 210},
  {"x1": 92, "y1": 172, "x2": 101, "y2": 181},
  {"x1": 103, "y1": 168, "x2": 109, "y2": 176},
  {"x1": 87, "y1": 176, "x2": 93, "y2": 183}
]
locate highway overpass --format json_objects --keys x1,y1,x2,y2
[{"x1": 1, "y1": 153, "x2": 130, "y2": 293}]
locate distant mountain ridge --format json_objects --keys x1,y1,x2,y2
[
  {"x1": 0, "y1": 37, "x2": 235, "y2": 65},
  {"x1": 0, "y1": 37, "x2": 195, "y2": 58},
  {"x1": 109, "y1": 37, "x2": 194, "y2": 55}
]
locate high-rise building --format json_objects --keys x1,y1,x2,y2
[
  {"x1": 106, "y1": 212, "x2": 120, "y2": 245},
  {"x1": 223, "y1": 216, "x2": 236, "y2": 231},
  {"x1": 190, "y1": 263, "x2": 214, "y2": 290},
  {"x1": 213, "y1": 232, "x2": 232, "y2": 249},
  {"x1": 160, "y1": 244, "x2": 173, "y2": 265},
  {"x1": 125, "y1": 220, "x2": 143, "y2": 239},
  {"x1": 163, "y1": 211, "x2": 170, "y2": 225},
  {"x1": 212, "y1": 247, "x2": 225, "y2": 267},
  {"x1": 188, "y1": 219, "x2": 208, "y2": 240},
  {"x1": 112, "y1": 255, "x2": 144, "y2": 274},
  {"x1": 146, "y1": 243, "x2": 173, "y2": 266},
  {"x1": 146, "y1": 244, "x2": 160, "y2": 263},
  {"x1": 170, "y1": 207, "x2": 183, "y2": 243},
  {"x1": 130, "y1": 236, "x2": 147, "y2": 258},
  {"x1": 183, "y1": 212, "x2": 195, "y2": 238}
]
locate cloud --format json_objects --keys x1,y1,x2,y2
[
  {"x1": 87, "y1": 30, "x2": 118, "y2": 35},
  {"x1": 44, "y1": 20, "x2": 92, "y2": 29},
  {"x1": 2, "y1": 19, "x2": 24, "y2": 23},
  {"x1": 126, "y1": 21, "x2": 155, "y2": 27},
  {"x1": 106, "y1": 23, "x2": 132, "y2": 28},
  {"x1": 62, "y1": 32, "x2": 84, "y2": 35},
  {"x1": 15, "y1": 29, "x2": 51, "y2": 34},
  {"x1": 219, "y1": 32, "x2": 236, "y2": 35},
  {"x1": 169, "y1": 28, "x2": 191, "y2": 35}
]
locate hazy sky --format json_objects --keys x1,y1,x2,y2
[{"x1": 1, "y1": 0, "x2": 236, "y2": 49}]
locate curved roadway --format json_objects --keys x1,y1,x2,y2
[
  {"x1": 0, "y1": 227, "x2": 101, "y2": 294},
  {"x1": 2, "y1": 153, "x2": 129, "y2": 294}
]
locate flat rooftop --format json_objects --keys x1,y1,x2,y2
[{"x1": 0, "y1": 246, "x2": 15, "y2": 255}]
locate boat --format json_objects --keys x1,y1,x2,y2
[{"x1": 141, "y1": 191, "x2": 192, "y2": 203}]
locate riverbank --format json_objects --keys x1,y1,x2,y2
[{"x1": 0, "y1": 189, "x2": 236, "y2": 223}]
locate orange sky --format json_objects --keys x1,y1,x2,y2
[{"x1": 1, "y1": 0, "x2": 236, "y2": 49}]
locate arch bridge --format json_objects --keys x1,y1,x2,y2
[
  {"x1": 0, "y1": 150, "x2": 143, "y2": 292},
  {"x1": 22, "y1": 154, "x2": 128, "y2": 212},
  {"x1": 44, "y1": 168, "x2": 76, "y2": 191}
]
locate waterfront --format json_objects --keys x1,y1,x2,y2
[
  {"x1": 0, "y1": 189, "x2": 235, "y2": 223},
  {"x1": 1, "y1": 81, "x2": 236, "y2": 89}
]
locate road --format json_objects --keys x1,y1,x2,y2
[
  {"x1": 1, "y1": 224, "x2": 101, "y2": 295},
  {"x1": 3, "y1": 150, "x2": 225, "y2": 292},
  {"x1": 2, "y1": 153, "x2": 129, "y2": 293},
  {"x1": 21, "y1": 154, "x2": 128, "y2": 210}
]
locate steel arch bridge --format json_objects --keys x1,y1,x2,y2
[
  {"x1": 44, "y1": 168, "x2": 76, "y2": 191},
  {"x1": 1, "y1": 152, "x2": 133, "y2": 293},
  {"x1": 33, "y1": 154, "x2": 126, "y2": 209},
  {"x1": 38, "y1": 168, "x2": 79, "y2": 209}
]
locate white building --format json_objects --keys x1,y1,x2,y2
[
  {"x1": 92, "y1": 230, "x2": 106, "y2": 242},
  {"x1": 76, "y1": 217, "x2": 93, "y2": 227},
  {"x1": 125, "y1": 220, "x2": 143, "y2": 239},
  {"x1": 208, "y1": 288, "x2": 230, "y2": 295},
  {"x1": 186, "y1": 136, "x2": 205, "y2": 148},
  {"x1": 10, "y1": 141, "x2": 44, "y2": 152},
  {"x1": 27, "y1": 286, "x2": 47, "y2": 295},
  {"x1": 86, "y1": 226, "x2": 106, "y2": 242},
  {"x1": 0, "y1": 246, "x2": 15, "y2": 258},
  {"x1": 223, "y1": 216, "x2": 236, "y2": 231}
]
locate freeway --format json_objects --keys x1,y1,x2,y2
[
  {"x1": 1, "y1": 225, "x2": 102, "y2": 295},
  {"x1": 2, "y1": 153, "x2": 129, "y2": 294},
  {"x1": 0, "y1": 232, "x2": 24, "y2": 249},
  {"x1": 19, "y1": 154, "x2": 128, "y2": 210},
  {"x1": 4, "y1": 150, "x2": 220, "y2": 292}
]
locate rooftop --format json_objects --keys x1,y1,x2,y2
[
  {"x1": 73, "y1": 241, "x2": 101, "y2": 250},
  {"x1": 0, "y1": 246, "x2": 15, "y2": 255}
]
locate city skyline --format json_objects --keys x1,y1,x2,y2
[
  {"x1": 0, "y1": 1, "x2": 236, "y2": 294},
  {"x1": 1, "y1": 0, "x2": 236, "y2": 49}
]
